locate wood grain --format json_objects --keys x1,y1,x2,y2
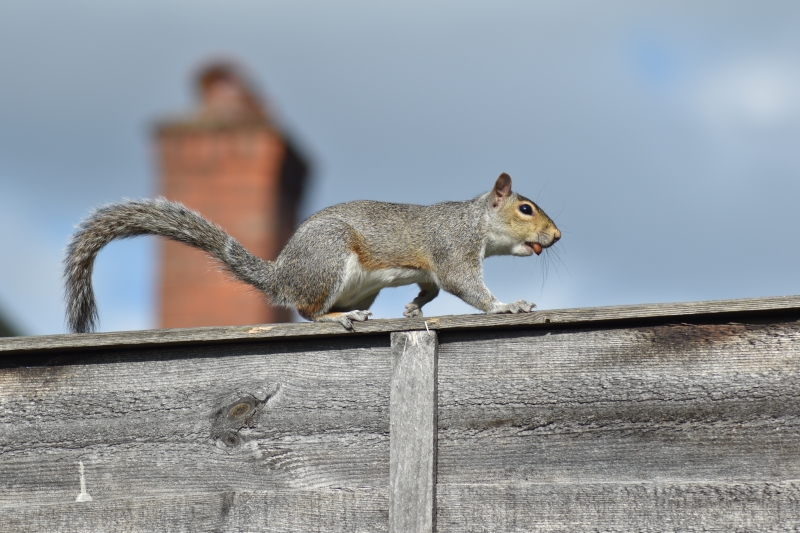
[
  {"x1": 1, "y1": 489, "x2": 388, "y2": 533},
  {"x1": 2, "y1": 295, "x2": 799, "y2": 356},
  {"x1": 0, "y1": 337, "x2": 391, "y2": 531},
  {"x1": 390, "y1": 331, "x2": 438, "y2": 533},
  {"x1": 437, "y1": 481, "x2": 800, "y2": 532},
  {"x1": 436, "y1": 322, "x2": 800, "y2": 530}
]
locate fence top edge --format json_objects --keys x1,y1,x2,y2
[{"x1": 2, "y1": 295, "x2": 799, "y2": 355}]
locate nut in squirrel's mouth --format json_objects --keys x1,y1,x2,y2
[{"x1": 524, "y1": 242, "x2": 543, "y2": 255}]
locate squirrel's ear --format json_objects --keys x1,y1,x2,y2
[{"x1": 493, "y1": 173, "x2": 512, "y2": 207}]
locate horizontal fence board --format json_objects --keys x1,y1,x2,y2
[
  {"x1": 1, "y1": 489, "x2": 388, "y2": 533},
  {"x1": 437, "y1": 481, "x2": 800, "y2": 532},
  {"x1": 2, "y1": 295, "x2": 800, "y2": 355},
  {"x1": 437, "y1": 322, "x2": 800, "y2": 484},
  {"x1": 0, "y1": 337, "x2": 390, "y2": 508}
]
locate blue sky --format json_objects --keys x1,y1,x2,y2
[{"x1": 1, "y1": 0, "x2": 799, "y2": 334}]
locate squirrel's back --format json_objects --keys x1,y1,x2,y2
[{"x1": 298, "y1": 198, "x2": 485, "y2": 261}]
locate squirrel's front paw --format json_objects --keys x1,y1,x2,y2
[
  {"x1": 404, "y1": 303, "x2": 423, "y2": 318},
  {"x1": 489, "y1": 300, "x2": 536, "y2": 314}
]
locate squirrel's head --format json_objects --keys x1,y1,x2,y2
[{"x1": 485, "y1": 173, "x2": 561, "y2": 257}]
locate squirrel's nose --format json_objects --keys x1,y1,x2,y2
[{"x1": 552, "y1": 228, "x2": 561, "y2": 242}]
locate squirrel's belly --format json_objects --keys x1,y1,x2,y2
[{"x1": 333, "y1": 253, "x2": 432, "y2": 309}]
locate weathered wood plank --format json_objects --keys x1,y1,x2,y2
[
  {"x1": 2, "y1": 295, "x2": 799, "y2": 355},
  {"x1": 434, "y1": 321, "x2": 800, "y2": 530},
  {"x1": 0, "y1": 337, "x2": 390, "y2": 522},
  {"x1": 436, "y1": 323, "x2": 800, "y2": 485},
  {"x1": 389, "y1": 331, "x2": 438, "y2": 533},
  {"x1": 1, "y1": 489, "x2": 388, "y2": 533},
  {"x1": 436, "y1": 481, "x2": 800, "y2": 532}
]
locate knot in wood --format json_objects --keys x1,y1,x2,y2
[
  {"x1": 211, "y1": 394, "x2": 268, "y2": 448},
  {"x1": 228, "y1": 402, "x2": 252, "y2": 420},
  {"x1": 221, "y1": 430, "x2": 239, "y2": 447}
]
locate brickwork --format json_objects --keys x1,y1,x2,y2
[{"x1": 155, "y1": 64, "x2": 308, "y2": 328}]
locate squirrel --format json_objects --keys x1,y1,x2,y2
[{"x1": 64, "y1": 173, "x2": 560, "y2": 332}]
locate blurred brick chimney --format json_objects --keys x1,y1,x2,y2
[{"x1": 155, "y1": 62, "x2": 309, "y2": 328}]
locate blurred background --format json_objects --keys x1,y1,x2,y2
[{"x1": 1, "y1": 0, "x2": 799, "y2": 335}]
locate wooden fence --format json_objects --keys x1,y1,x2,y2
[{"x1": 1, "y1": 296, "x2": 800, "y2": 532}]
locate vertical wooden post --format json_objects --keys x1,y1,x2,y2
[{"x1": 390, "y1": 330, "x2": 438, "y2": 533}]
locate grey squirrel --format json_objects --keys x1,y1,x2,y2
[{"x1": 64, "y1": 173, "x2": 560, "y2": 332}]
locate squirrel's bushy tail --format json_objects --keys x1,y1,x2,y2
[{"x1": 64, "y1": 198, "x2": 276, "y2": 333}]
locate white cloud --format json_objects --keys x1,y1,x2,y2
[{"x1": 694, "y1": 59, "x2": 800, "y2": 130}]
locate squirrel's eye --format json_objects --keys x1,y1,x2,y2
[{"x1": 518, "y1": 204, "x2": 534, "y2": 216}]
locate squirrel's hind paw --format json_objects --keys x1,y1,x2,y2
[
  {"x1": 344, "y1": 310, "x2": 372, "y2": 323},
  {"x1": 489, "y1": 300, "x2": 536, "y2": 314},
  {"x1": 314, "y1": 310, "x2": 373, "y2": 331}
]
